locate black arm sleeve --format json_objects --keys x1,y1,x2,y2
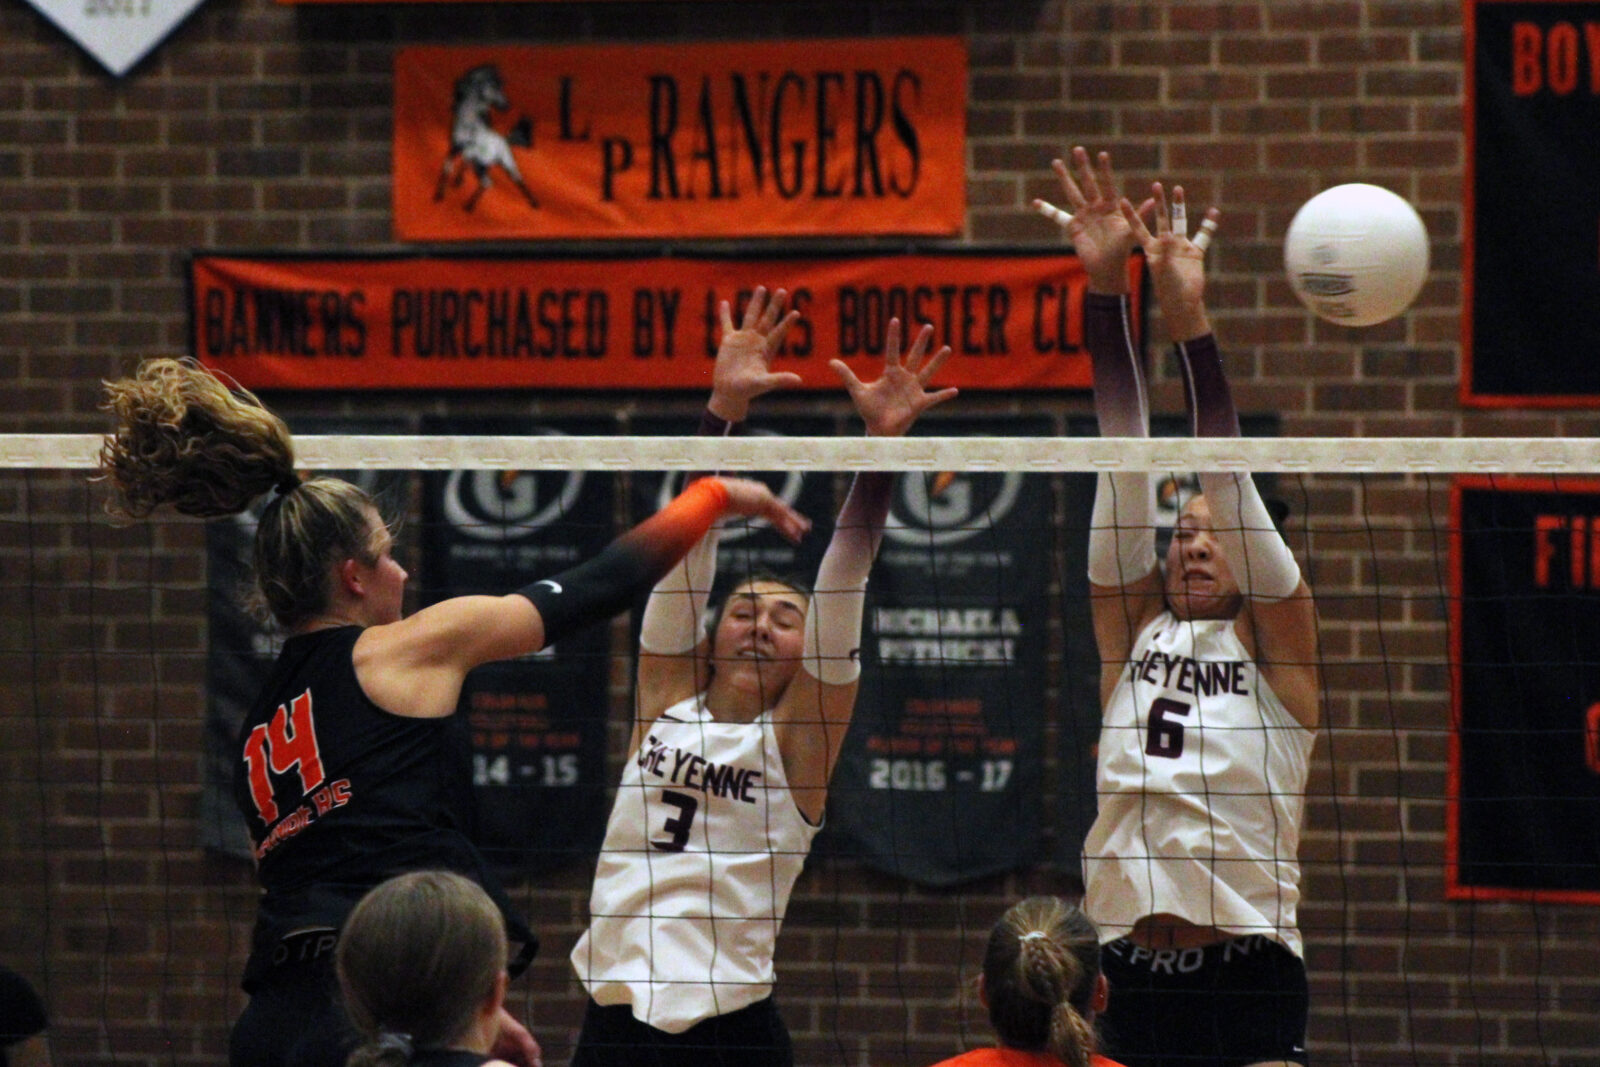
[{"x1": 518, "y1": 477, "x2": 728, "y2": 648}]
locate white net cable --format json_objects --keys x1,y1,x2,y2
[
  {"x1": 5, "y1": 433, "x2": 1598, "y2": 1066},
  {"x1": 12, "y1": 433, "x2": 1600, "y2": 472}
]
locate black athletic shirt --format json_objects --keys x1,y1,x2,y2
[
  {"x1": 412, "y1": 1051, "x2": 493, "y2": 1067},
  {"x1": 233, "y1": 626, "x2": 532, "y2": 990}
]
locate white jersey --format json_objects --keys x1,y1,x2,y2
[
  {"x1": 571, "y1": 693, "x2": 820, "y2": 1033},
  {"x1": 1083, "y1": 613, "x2": 1315, "y2": 957}
]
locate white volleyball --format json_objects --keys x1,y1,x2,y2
[{"x1": 1283, "y1": 183, "x2": 1429, "y2": 327}]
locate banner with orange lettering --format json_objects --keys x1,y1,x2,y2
[
  {"x1": 191, "y1": 250, "x2": 1144, "y2": 391},
  {"x1": 393, "y1": 40, "x2": 966, "y2": 241},
  {"x1": 1464, "y1": 1, "x2": 1600, "y2": 405},
  {"x1": 1450, "y1": 477, "x2": 1600, "y2": 903}
]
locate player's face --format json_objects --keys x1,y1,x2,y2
[
  {"x1": 357, "y1": 510, "x2": 408, "y2": 625},
  {"x1": 711, "y1": 580, "x2": 809, "y2": 698},
  {"x1": 1164, "y1": 495, "x2": 1242, "y2": 621}
]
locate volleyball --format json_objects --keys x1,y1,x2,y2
[{"x1": 1283, "y1": 183, "x2": 1429, "y2": 326}]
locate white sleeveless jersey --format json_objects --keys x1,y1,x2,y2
[
  {"x1": 571, "y1": 693, "x2": 820, "y2": 1033},
  {"x1": 1082, "y1": 613, "x2": 1315, "y2": 957}
]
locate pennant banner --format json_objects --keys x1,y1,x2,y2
[
  {"x1": 191, "y1": 251, "x2": 1140, "y2": 392},
  {"x1": 1464, "y1": 1, "x2": 1600, "y2": 405},
  {"x1": 19, "y1": 0, "x2": 207, "y2": 76},
  {"x1": 393, "y1": 39, "x2": 966, "y2": 240},
  {"x1": 1450, "y1": 477, "x2": 1600, "y2": 902}
]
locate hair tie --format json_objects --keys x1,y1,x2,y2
[
  {"x1": 375, "y1": 1031, "x2": 415, "y2": 1060},
  {"x1": 274, "y1": 474, "x2": 300, "y2": 497},
  {"x1": 1019, "y1": 931, "x2": 1049, "y2": 942}
]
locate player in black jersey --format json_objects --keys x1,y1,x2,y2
[{"x1": 99, "y1": 359, "x2": 809, "y2": 1067}]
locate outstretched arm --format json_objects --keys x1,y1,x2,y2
[
  {"x1": 633, "y1": 288, "x2": 801, "y2": 746},
  {"x1": 1127, "y1": 183, "x2": 1320, "y2": 728},
  {"x1": 359, "y1": 477, "x2": 809, "y2": 720},
  {"x1": 1049, "y1": 148, "x2": 1166, "y2": 697},
  {"x1": 775, "y1": 320, "x2": 957, "y2": 824}
]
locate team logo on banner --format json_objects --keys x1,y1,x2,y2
[
  {"x1": 443, "y1": 469, "x2": 586, "y2": 543},
  {"x1": 435, "y1": 66, "x2": 540, "y2": 214},
  {"x1": 884, "y1": 471, "x2": 1024, "y2": 547},
  {"x1": 393, "y1": 38, "x2": 967, "y2": 241}
]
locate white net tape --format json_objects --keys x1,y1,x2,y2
[{"x1": 12, "y1": 433, "x2": 1600, "y2": 472}]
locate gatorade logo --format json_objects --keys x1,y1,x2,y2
[
  {"x1": 442, "y1": 433, "x2": 586, "y2": 542},
  {"x1": 884, "y1": 470, "x2": 1023, "y2": 546}
]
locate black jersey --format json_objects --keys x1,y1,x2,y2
[
  {"x1": 233, "y1": 626, "x2": 531, "y2": 989},
  {"x1": 413, "y1": 1052, "x2": 494, "y2": 1067}
]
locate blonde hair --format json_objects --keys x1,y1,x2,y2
[
  {"x1": 982, "y1": 896, "x2": 1102, "y2": 1067},
  {"x1": 337, "y1": 871, "x2": 508, "y2": 1067},
  {"x1": 99, "y1": 358, "x2": 380, "y2": 629}
]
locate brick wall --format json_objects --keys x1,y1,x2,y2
[{"x1": 4, "y1": 2, "x2": 1598, "y2": 1066}]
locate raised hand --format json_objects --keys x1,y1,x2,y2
[
  {"x1": 709, "y1": 285, "x2": 804, "y2": 421},
  {"x1": 716, "y1": 476, "x2": 812, "y2": 543},
  {"x1": 829, "y1": 319, "x2": 959, "y2": 439},
  {"x1": 1121, "y1": 182, "x2": 1220, "y2": 343},
  {"x1": 1033, "y1": 146, "x2": 1153, "y2": 294}
]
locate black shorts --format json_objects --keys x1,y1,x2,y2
[
  {"x1": 228, "y1": 959, "x2": 356, "y2": 1067},
  {"x1": 570, "y1": 996, "x2": 792, "y2": 1067},
  {"x1": 1098, "y1": 934, "x2": 1309, "y2": 1067}
]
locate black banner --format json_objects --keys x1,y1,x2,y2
[
  {"x1": 825, "y1": 416, "x2": 1052, "y2": 887},
  {"x1": 201, "y1": 419, "x2": 408, "y2": 859},
  {"x1": 1451, "y1": 478, "x2": 1600, "y2": 902},
  {"x1": 420, "y1": 416, "x2": 615, "y2": 879},
  {"x1": 1466, "y1": 1, "x2": 1600, "y2": 404}
]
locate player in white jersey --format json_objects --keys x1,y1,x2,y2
[
  {"x1": 1037, "y1": 149, "x2": 1321, "y2": 1067},
  {"x1": 571, "y1": 288, "x2": 958, "y2": 1067}
]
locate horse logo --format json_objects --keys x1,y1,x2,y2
[{"x1": 434, "y1": 65, "x2": 539, "y2": 213}]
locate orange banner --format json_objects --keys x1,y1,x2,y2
[
  {"x1": 191, "y1": 252, "x2": 1142, "y2": 392},
  {"x1": 393, "y1": 40, "x2": 966, "y2": 241}
]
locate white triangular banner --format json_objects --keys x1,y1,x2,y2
[{"x1": 21, "y1": 0, "x2": 209, "y2": 77}]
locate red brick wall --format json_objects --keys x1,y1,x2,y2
[{"x1": 4, "y1": 2, "x2": 1598, "y2": 1066}]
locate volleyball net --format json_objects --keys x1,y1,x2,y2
[{"x1": 3, "y1": 430, "x2": 1599, "y2": 1067}]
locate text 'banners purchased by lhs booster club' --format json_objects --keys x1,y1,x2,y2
[{"x1": 191, "y1": 252, "x2": 1144, "y2": 391}]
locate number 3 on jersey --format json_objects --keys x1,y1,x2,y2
[
  {"x1": 242, "y1": 689, "x2": 327, "y2": 823},
  {"x1": 651, "y1": 789, "x2": 698, "y2": 852},
  {"x1": 1145, "y1": 696, "x2": 1191, "y2": 759}
]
